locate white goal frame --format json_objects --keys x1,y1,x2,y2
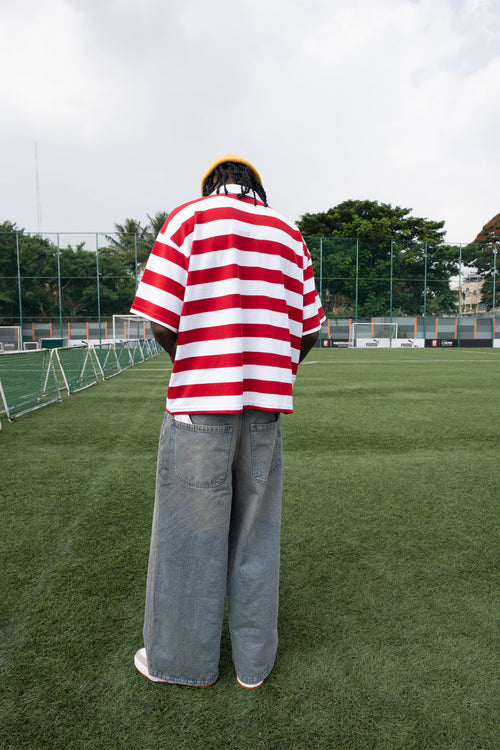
[
  {"x1": 349, "y1": 322, "x2": 398, "y2": 348},
  {"x1": 112, "y1": 314, "x2": 151, "y2": 342},
  {"x1": 0, "y1": 326, "x2": 22, "y2": 352}
]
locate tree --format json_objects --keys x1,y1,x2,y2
[
  {"x1": 0, "y1": 223, "x2": 137, "y2": 323},
  {"x1": 104, "y1": 213, "x2": 170, "y2": 272},
  {"x1": 0, "y1": 223, "x2": 60, "y2": 322},
  {"x1": 104, "y1": 218, "x2": 151, "y2": 270},
  {"x1": 146, "y1": 211, "x2": 169, "y2": 242},
  {"x1": 58, "y1": 244, "x2": 136, "y2": 318},
  {"x1": 463, "y1": 213, "x2": 500, "y2": 312},
  {"x1": 0, "y1": 222, "x2": 20, "y2": 318},
  {"x1": 297, "y1": 200, "x2": 458, "y2": 316}
]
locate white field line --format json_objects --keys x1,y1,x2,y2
[
  {"x1": 97, "y1": 349, "x2": 500, "y2": 371},
  {"x1": 120, "y1": 367, "x2": 172, "y2": 371},
  {"x1": 303, "y1": 358, "x2": 500, "y2": 365}
]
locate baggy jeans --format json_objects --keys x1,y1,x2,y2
[{"x1": 143, "y1": 410, "x2": 283, "y2": 687}]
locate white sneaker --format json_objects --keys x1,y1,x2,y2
[
  {"x1": 236, "y1": 675, "x2": 265, "y2": 689},
  {"x1": 134, "y1": 648, "x2": 171, "y2": 683},
  {"x1": 134, "y1": 648, "x2": 216, "y2": 688}
]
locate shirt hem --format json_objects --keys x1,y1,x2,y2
[
  {"x1": 130, "y1": 307, "x2": 178, "y2": 333},
  {"x1": 166, "y1": 406, "x2": 293, "y2": 415}
]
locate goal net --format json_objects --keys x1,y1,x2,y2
[
  {"x1": 112, "y1": 314, "x2": 151, "y2": 342},
  {"x1": 349, "y1": 322, "x2": 398, "y2": 348},
  {"x1": 0, "y1": 326, "x2": 22, "y2": 352}
]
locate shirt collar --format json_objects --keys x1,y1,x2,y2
[
  {"x1": 208, "y1": 183, "x2": 264, "y2": 205},
  {"x1": 209, "y1": 183, "x2": 244, "y2": 196}
]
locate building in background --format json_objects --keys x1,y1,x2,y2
[{"x1": 460, "y1": 275, "x2": 485, "y2": 315}]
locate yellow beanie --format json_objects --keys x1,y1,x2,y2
[{"x1": 201, "y1": 154, "x2": 262, "y2": 195}]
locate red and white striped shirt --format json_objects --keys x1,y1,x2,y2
[{"x1": 131, "y1": 185, "x2": 325, "y2": 414}]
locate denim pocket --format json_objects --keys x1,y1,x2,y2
[
  {"x1": 250, "y1": 418, "x2": 282, "y2": 484},
  {"x1": 169, "y1": 421, "x2": 233, "y2": 488}
]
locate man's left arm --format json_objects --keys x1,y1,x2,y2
[{"x1": 151, "y1": 322, "x2": 177, "y2": 363}]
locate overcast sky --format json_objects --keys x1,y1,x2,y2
[{"x1": 1, "y1": 0, "x2": 499, "y2": 244}]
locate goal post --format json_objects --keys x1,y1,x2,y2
[
  {"x1": 349, "y1": 322, "x2": 398, "y2": 348},
  {"x1": 112, "y1": 314, "x2": 151, "y2": 342},
  {"x1": 0, "y1": 326, "x2": 22, "y2": 352}
]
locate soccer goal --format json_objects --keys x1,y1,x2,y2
[
  {"x1": 112, "y1": 314, "x2": 151, "y2": 342},
  {"x1": 349, "y1": 322, "x2": 398, "y2": 348},
  {"x1": 0, "y1": 326, "x2": 22, "y2": 352}
]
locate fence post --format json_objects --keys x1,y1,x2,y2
[
  {"x1": 134, "y1": 233, "x2": 139, "y2": 290},
  {"x1": 16, "y1": 232, "x2": 23, "y2": 341},
  {"x1": 492, "y1": 245, "x2": 497, "y2": 343},
  {"x1": 96, "y1": 233, "x2": 102, "y2": 346},
  {"x1": 389, "y1": 240, "x2": 393, "y2": 328},
  {"x1": 355, "y1": 239, "x2": 359, "y2": 334},
  {"x1": 57, "y1": 233, "x2": 63, "y2": 338},
  {"x1": 423, "y1": 242, "x2": 427, "y2": 342},
  {"x1": 458, "y1": 244, "x2": 462, "y2": 348},
  {"x1": 319, "y1": 237, "x2": 323, "y2": 346}
]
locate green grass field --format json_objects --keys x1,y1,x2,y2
[{"x1": 1, "y1": 348, "x2": 499, "y2": 749}]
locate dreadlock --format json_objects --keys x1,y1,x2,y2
[{"x1": 202, "y1": 162, "x2": 268, "y2": 207}]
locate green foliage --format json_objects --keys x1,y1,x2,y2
[
  {"x1": 298, "y1": 199, "x2": 446, "y2": 243},
  {"x1": 59, "y1": 245, "x2": 137, "y2": 318},
  {"x1": 104, "y1": 218, "x2": 152, "y2": 269},
  {"x1": 0, "y1": 222, "x2": 59, "y2": 320},
  {"x1": 0, "y1": 226, "x2": 138, "y2": 322},
  {"x1": 0, "y1": 212, "x2": 168, "y2": 324},
  {"x1": 297, "y1": 200, "x2": 457, "y2": 316},
  {"x1": 146, "y1": 210, "x2": 169, "y2": 240}
]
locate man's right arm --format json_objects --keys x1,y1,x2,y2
[{"x1": 151, "y1": 322, "x2": 177, "y2": 363}]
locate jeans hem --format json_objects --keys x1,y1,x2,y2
[
  {"x1": 148, "y1": 668, "x2": 219, "y2": 687},
  {"x1": 235, "y1": 665, "x2": 274, "y2": 685}
]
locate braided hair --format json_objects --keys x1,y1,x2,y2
[{"x1": 202, "y1": 162, "x2": 268, "y2": 206}]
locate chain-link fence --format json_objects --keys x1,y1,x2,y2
[{"x1": 1, "y1": 231, "x2": 498, "y2": 347}]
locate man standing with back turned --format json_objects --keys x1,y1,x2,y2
[{"x1": 131, "y1": 154, "x2": 325, "y2": 688}]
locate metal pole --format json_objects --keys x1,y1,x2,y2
[
  {"x1": 319, "y1": 237, "x2": 323, "y2": 346},
  {"x1": 423, "y1": 241, "x2": 427, "y2": 343},
  {"x1": 492, "y1": 245, "x2": 497, "y2": 344},
  {"x1": 355, "y1": 239, "x2": 359, "y2": 331},
  {"x1": 457, "y1": 244, "x2": 462, "y2": 348},
  {"x1": 134, "y1": 233, "x2": 138, "y2": 290},
  {"x1": 96, "y1": 233, "x2": 101, "y2": 346},
  {"x1": 389, "y1": 239, "x2": 393, "y2": 327},
  {"x1": 16, "y1": 232, "x2": 23, "y2": 342},
  {"x1": 57, "y1": 233, "x2": 63, "y2": 338}
]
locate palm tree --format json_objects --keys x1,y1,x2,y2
[
  {"x1": 104, "y1": 219, "x2": 150, "y2": 269},
  {"x1": 145, "y1": 211, "x2": 169, "y2": 244}
]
